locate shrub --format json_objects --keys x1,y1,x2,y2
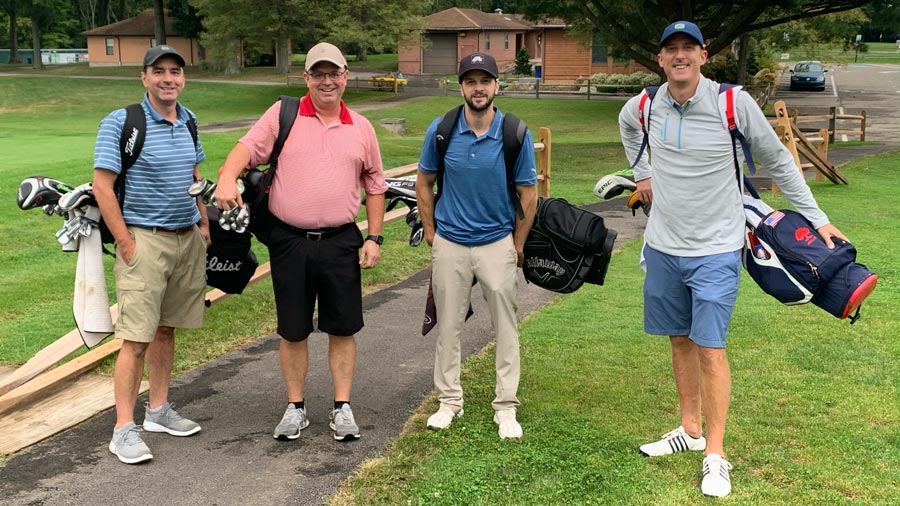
[{"x1": 514, "y1": 48, "x2": 533, "y2": 76}]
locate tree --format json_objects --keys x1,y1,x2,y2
[
  {"x1": 519, "y1": 0, "x2": 875, "y2": 78},
  {"x1": 514, "y1": 46, "x2": 532, "y2": 75},
  {"x1": 1, "y1": 0, "x2": 20, "y2": 63},
  {"x1": 24, "y1": 0, "x2": 66, "y2": 69},
  {"x1": 327, "y1": 0, "x2": 428, "y2": 62},
  {"x1": 152, "y1": 0, "x2": 165, "y2": 44}
]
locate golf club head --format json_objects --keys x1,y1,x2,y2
[
  {"x1": 385, "y1": 197, "x2": 401, "y2": 212},
  {"x1": 58, "y1": 183, "x2": 97, "y2": 212},
  {"x1": 386, "y1": 177, "x2": 417, "y2": 200},
  {"x1": 593, "y1": 169, "x2": 636, "y2": 200},
  {"x1": 17, "y1": 176, "x2": 73, "y2": 210},
  {"x1": 409, "y1": 221, "x2": 424, "y2": 247}
]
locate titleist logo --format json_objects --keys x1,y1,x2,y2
[
  {"x1": 207, "y1": 256, "x2": 243, "y2": 272},
  {"x1": 124, "y1": 127, "x2": 139, "y2": 156}
]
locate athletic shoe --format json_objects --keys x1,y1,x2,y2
[
  {"x1": 701, "y1": 453, "x2": 733, "y2": 498},
  {"x1": 108, "y1": 422, "x2": 153, "y2": 464},
  {"x1": 329, "y1": 403, "x2": 360, "y2": 441},
  {"x1": 273, "y1": 403, "x2": 310, "y2": 440},
  {"x1": 426, "y1": 406, "x2": 463, "y2": 430},
  {"x1": 639, "y1": 426, "x2": 706, "y2": 457},
  {"x1": 142, "y1": 402, "x2": 201, "y2": 437},
  {"x1": 493, "y1": 408, "x2": 523, "y2": 439}
]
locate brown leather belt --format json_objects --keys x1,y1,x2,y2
[{"x1": 131, "y1": 224, "x2": 196, "y2": 234}]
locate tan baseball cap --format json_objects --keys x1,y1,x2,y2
[{"x1": 305, "y1": 42, "x2": 348, "y2": 71}]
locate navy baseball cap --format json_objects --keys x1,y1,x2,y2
[
  {"x1": 659, "y1": 21, "x2": 705, "y2": 48},
  {"x1": 143, "y1": 45, "x2": 185, "y2": 67},
  {"x1": 458, "y1": 52, "x2": 499, "y2": 82}
]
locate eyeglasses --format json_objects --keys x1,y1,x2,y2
[{"x1": 306, "y1": 70, "x2": 346, "y2": 81}]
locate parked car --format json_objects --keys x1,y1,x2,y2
[{"x1": 790, "y1": 61, "x2": 827, "y2": 91}]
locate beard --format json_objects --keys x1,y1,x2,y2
[{"x1": 464, "y1": 93, "x2": 494, "y2": 112}]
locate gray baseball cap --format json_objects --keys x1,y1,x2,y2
[{"x1": 143, "y1": 45, "x2": 186, "y2": 67}]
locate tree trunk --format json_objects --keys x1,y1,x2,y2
[
  {"x1": 276, "y1": 37, "x2": 291, "y2": 74},
  {"x1": 225, "y1": 39, "x2": 240, "y2": 75},
  {"x1": 153, "y1": 0, "x2": 166, "y2": 44},
  {"x1": 31, "y1": 20, "x2": 42, "y2": 70},
  {"x1": 8, "y1": 9, "x2": 18, "y2": 64},
  {"x1": 736, "y1": 33, "x2": 750, "y2": 86},
  {"x1": 355, "y1": 46, "x2": 367, "y2": 62}
]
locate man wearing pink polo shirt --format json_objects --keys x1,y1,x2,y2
[{"x1": 214, "y1": 42, "x2": 387, "y2": 442}]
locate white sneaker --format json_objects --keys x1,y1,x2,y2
[
  {"x1": 426, "y1": 406, "x2": 463, "y2": 430},
  {"x1": 701, "y1": 453, "x2": 733, "y2": 498},
  {"x1": 639, "y1": 426, "x2": 706, "y2": 457},
  {"x1": 493, "y1": 408, "x2": 522, "y2": 439}
]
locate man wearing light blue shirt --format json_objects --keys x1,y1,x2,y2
[{"x1": 93, "y1": 45, "x2": 209, "y2": 465}]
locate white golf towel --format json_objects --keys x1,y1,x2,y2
[{"x1": 73, "y1": 206, "x2": 113, "y2": 348}]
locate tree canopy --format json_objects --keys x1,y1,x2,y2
[{"x1": 518, "y1": 0, "x2": 877, "y2": 74}]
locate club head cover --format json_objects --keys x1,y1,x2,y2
[{"x1": 593, "y1": 170, "x2": 636, "y2": 200}]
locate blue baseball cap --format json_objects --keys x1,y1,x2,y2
[{"x1": 659, "y1": 21, "x2": 704, "y2": 48}]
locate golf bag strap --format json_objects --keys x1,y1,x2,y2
[
  {"x1": 632, "y1": 86, "x2": 659, "y2": 170},
  {"x1": 256, "y1": 95, "x2": 300, "y2": 206},
  {"x1": 434, "y1": 105, "x2": 526, "y2": 219},
  {"x1": 502, "y1": 112, "x2": 527, "y2": 220},
  {"x1": 434, "y1": 105, "x2": 464, "y2": 205},
  {"x1": 720, "y1": 84, "x2": 757, "y2": 177}
]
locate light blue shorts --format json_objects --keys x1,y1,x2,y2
[{"x1": 642, "y1": 245, "x2": 741, "y2": 348}]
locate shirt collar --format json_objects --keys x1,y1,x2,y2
[
  {"x1": 457, "y1": 106, "x2": 503, "y2": 138},
  {"x1": 299, "y1": 93, "x2": 353, "y2": 124},
  {"x1": 141, "y1": 93, "x2": 188, "y2": 125}
]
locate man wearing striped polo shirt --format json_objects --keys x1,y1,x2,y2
[{"x1": 93, "y1": 45, "x2": 210, "y2": 464}]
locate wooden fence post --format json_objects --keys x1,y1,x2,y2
[
  {"x1": 535, "y1": 81, "x2": 540, "y2": 100},
  {"x1": 537, "y1": 127, "x2": 552, "y2": 197},
  {"x1": 860, "y1": 110, "x2": 866, "y2": 142},
  {"x1": 828, "y1": 106, "x2": 837, "y2": 144}
]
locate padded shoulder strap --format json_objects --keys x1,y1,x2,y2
[
  {"x1": 502, "y1": 112, "x2": 527, "y2": 219},
  {"x1": 717, "y1": 84, "x2": 758, "y2": 190},
  {"x1": 120, "y1": 104, "x2": 146, "y2": 172},
  {"x1": 630, "y1": 86, "x2": 658, "y2": 169},
  {"x1": 255, "y1": 95, "x2": 300, "y2": 205},
  {"x1": 186, "y1": 114, "x2": 199, "y2": 149},
  {"x1": 434, "y1": 105, "x2": 464, "y2": 204}
]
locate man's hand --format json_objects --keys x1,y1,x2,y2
[
  {"x1": 516, "y1": 249, "x2": 524, "y2": 268},
  {"x1": 359, "y1": 241, "x2": 381, "y2": 269},
  {"x1": 213, "y1": 176, "x2": 243, "y2": 211},
  {"x1": 635, "y1": 177, "x2": 652, "y2": 204},
  {"x1": 117, "y1": 235, "x2": 137, "y2": 265},
  {"x1": 198, "y1": 222, "x2": 212, "y2": 247},
  {"x1": 817, "y1": 223, "x2": 848, "y2": 249}
]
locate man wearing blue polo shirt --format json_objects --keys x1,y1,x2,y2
[
  {"x1": 93, "y1": 45, "x2": 210, "y2": 464},
  {"x1": 416, "y1": 52, "x2": 538, "y2": 440}
]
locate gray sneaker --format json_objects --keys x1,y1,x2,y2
[
  {"x1": 329, "y1": 403, "x2": 360, "y2": 441},
  {"x1": 109, "y1": 422, "x2": 153, "y2": 464},
  {"x1": 143, "y1": 402, "x2": 201, "y2": 437},
  {"x1": 273, "y1": 403, "x2": 310, "y2": 440}
]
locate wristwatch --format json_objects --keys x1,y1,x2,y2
[{"x1": 365, "y1": 234, "x2": 384, "y2": 245}]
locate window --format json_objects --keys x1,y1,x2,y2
[
  {"x1": 485, "y1": 32, "x2": 491, "y2": 50},
  {"x1": 504, "y1": 33, "x2": 509, "y2": 50},
  {"x1": 591, "y1": 40, "x2": 608, "y2": 63},
  {"x1": 105, "y1": 38, "x2": 114, "y2": 56}
]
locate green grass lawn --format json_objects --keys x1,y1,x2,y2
[
  {"x1": 787, "y1": 41, "x2": 900, "y2": 64},
  {"x1": 1, "y1": 75, "x2": 897, "y2": 502},
  {"x1": 334, "y1": 154, "x2": 900, "y2": 505}
]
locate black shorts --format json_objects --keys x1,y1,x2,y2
[{"x1": 268, "y1": 219, "x2": 364, "y2": 341}]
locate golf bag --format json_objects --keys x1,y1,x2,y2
[
  {"x1": 205, "y1": 206, "x2": 258, "y2": 294},
  {"x1": 743, "y1": 187, "x2": 877, "y2": 323},
  {"x1": 523, "y1": 197, "x2": 617, "y2": 293}
]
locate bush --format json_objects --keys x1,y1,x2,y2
[
  {"x1": 514, "y1": 48, "x2": 533, "y2": 76},
  {"x1": 589, "y1": 72, "x2": 609, "y2": 84}
]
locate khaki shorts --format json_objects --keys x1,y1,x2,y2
[{"x1": 114, "y1": 226, "x2": 207, "y2": 343}]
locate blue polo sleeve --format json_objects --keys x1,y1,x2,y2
[
  {"x1": 93, "y1": 108, "x2": 127, "y2": 174},
  {"x1": 514, "y1": 129, "x2": 538, "y2": 186},
  {"x1": 418, "y1": 117, "x2": 442, "y2": 174}
]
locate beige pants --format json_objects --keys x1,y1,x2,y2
[{"x1": 431, "y1": 233, "x2": 520, "y2": 412}]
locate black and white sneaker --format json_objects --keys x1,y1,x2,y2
[{"x1": 639, "y1": 425, "x2": 706, "y2": 457}]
